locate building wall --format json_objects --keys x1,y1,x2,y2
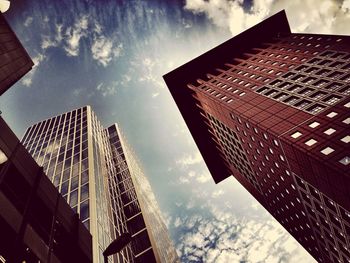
[
  {"x1": 108, "y1": 124, "x2": 180, "y2": 263},
  {"x1": 186, "y1": 33, "x2": 350, "y2": 262},
  {"x1": 164, "y1": 11, "x2": 350, "y2": 263},
  {"x1": 0, "y1": 116, "x2": 92, "y2": 263},
  {"x1": 21, "y1": 106, "x2": 132, "y2": 263},
  {"x1": 0, "y1": 13, "x2": 33, "y2": 95},
  {"x1": 22, "y1": 106, "x2": 179, "y2": 263}
]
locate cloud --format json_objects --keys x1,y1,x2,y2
[
  {"x1": 184, "y1": 0, "x2": 350, "y2": 36},
  {"x1": 151, "y1": 92, "x2": 160, "y2": 98},
  {"x1": 96, "y1": 82, "x2": 118, "y2": 97},
  {"x1": 21, "y1": 53, "x2": 46, "y2": 87},
  {"x1": 176, "y1": 205, "x2": 316, "y2": 263},
  {"x1": 63, "y1": 15, "x2": 88, "y2": 56},
  {"x1": 174, "y1": 217, "x2": 183, "y2": 228},
  {"x1": 91, "y1": 35, "x2": 123, "y2": 66},
  {"x1": 41, "y1": 24, "x2": 63, "y2": 50},
  {"x1": 24, "y1": 16, "x2": 33, "y2": 27},
  {"x1": 176, "y1": 151, "x2": 203, "y2": 167},
  {"x1": 212, "y1": 189, "x2": 224, "y2": 198},
  {"x1": 179, "y1": 176, "x2": 190, "y2": 184}
]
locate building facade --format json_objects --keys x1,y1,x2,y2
[
  {"x1": 0, "y1": 12, "x2": 33, "y2": 96},
  {"x1": 164, "y1": 11, "x2": 350, "y2": 263},
  {"x1": 0, "y1": 115, "x2": 92, "y2": 263},
  {"x1": 22, "y1": 106, "x2": 178, "y2": 263},
  {"x1": 107, "y1": 124, "x2": 179, "y2": 263}
]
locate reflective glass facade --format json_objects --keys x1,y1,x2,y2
[
  {"x1": 107, "y1": 125, "x2": 179, "y2": 263},
  {"x1": 164, "y1": 11, "x2": 350, "y2": 263},
  {"x1": 22, "y1": 106, "x2": 178, "y2": 263}
]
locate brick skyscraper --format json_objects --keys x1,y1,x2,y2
[{"x1": 164, "y1": 11, "x2": 350, "y2": 263}]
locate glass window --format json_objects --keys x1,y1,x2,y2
[
  {"x1": 81, "y1": 183, "x2": 89, "y2": 201},
  {"x1": 324, "y1": 128, "x2": 336, "y2": 135},
  {"x1": 340, "y1": 135, "x2": 350, "y2": 143},
  {"x1": 326, "y1": 112, "x2": 338, "y2": 118},
  {"x1": 308, "y1": 122, "x2": 320, "y2": 128},
  {"x1": 305, "y1": 139, "x2": 317, "y2": 146},
  {"x1": 80, "y1": 200, "x2": 89, "y2": 221},
  {"x1": 320, "y1": 147, "x2": 334, "y2": 155},
  {"x1": 69, "y1": 189, "x2": 78, "y2": 207},
  {"x1": 343, "y1": 117, "x2": 350, "y2": 124},
  {"x1": 339, "y1": 156, "x2": 350, "y2": 166},
  {"x1": 291, "y1": 131, "x2": 302, "y2": 139}
]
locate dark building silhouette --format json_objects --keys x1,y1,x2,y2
[
  {"x1": 0, "y1": 116, "x2": 92, "y2": 263},
  {"x1": 164, "y1": 10, "x2": 350, "y2": 263},
  {"x1": 0, "y1": 13, "x2": 33, "y2": 96},
  {"x1": 22, "y1": 106, "x2": 179, "y2": 263}
]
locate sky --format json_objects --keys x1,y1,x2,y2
[{"x1": 1, "y1": 0, "x2": 350, "y2": 262}]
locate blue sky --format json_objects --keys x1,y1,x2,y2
[{"x1": 1, "y1": 0, "x2": 350, "y2": 262}]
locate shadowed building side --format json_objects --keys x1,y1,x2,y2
[
  {"x1": 0, "y1": 13, "x2": 33, "y2": 96},
  {"x1": 0, "y1": 116, "x2": 92, "y2": 262}
]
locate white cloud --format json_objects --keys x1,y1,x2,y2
[
  {"x1": 151, "y1": 92, "x2": 160, "y2": 98},
  {"x1": 24, "y1": 16, "x2": 33, "y2": 27},
  {"x1": 21, "y1": 53, "x2": 45, "y2": 87},
  {"x1": 96, "y1": 82, "x2": 118, "y2": 97},
  {"x1": 91, "y1": 36, "x2": 123, "y2": 67},
  {"x1": 41, "y1": 24, "x2": 63, "y2": 50},
  {"x1": 64, "y1": 16, "x2": 88, "y2": 56},
  {"x1": 212, "y1": 189, "x2": 224, "y2": 198},
  {"x1": 174, "y1": 217, "x2": 183, "y2": 228},
  {"x1": 185, "y1": 0, "x2": 350, "y2": 36},
  {"x1": 176, "y1": 151, "x2": 203, "y2": 167},
  {"x1": 196, "y1": 172, "x2": 211, "y2": 183},
  {"x1": 176, "y1": 207, "x2": 316, "y2": 263},
  {"x1": 179, "y1": 176, "x2": 190, "y2": 184}
]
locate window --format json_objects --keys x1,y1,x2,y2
[
  {"x1": 343, "y1": 117, "x2": 350, "y2": 124},
  {"x1": 309, "y1": 122, "x2": 320, "y2": 128},
  {"x1": 339, "y1": 156, "x2": 350, "y2": 166},
  {"x1": 291, "y1": 131, "x2": 302, "y2": 139},
  {"x1": 323, "y1": 95, "x2": 342, "y2": 105},
  {"x1": 324, "y1": 128, "x2": 336, "y2": 135},
  {"x1": 305, "y1": 139, "x2": 317, "y2": 146},
  {"x1": 306, "y1": 104, "x2": 325, "y2": 114},
  {"x1": 320, "y1": 147, "x2": 334, "y2": 155},
  {"x1": 341, "y1": 135, "x2": 350, "y2": 143},
  {"x1": 326, "y1": 112, "x2": 338, "y2": 118}
]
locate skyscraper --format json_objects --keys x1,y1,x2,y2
[
  {"x1": 164, "y1": 10, "x2": 350, "y2": 263},
  {"x1": 22, "y1": 106, "x2": 178, "y2": 263},
  {"x1": 0, "y1": 12, "x2": 33, "y2": 96}
]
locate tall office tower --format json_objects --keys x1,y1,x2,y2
[
  {"x1": 22, "y1": 106, "x2": 178, "y2": 263},
  {"x1": 164, "y1": 11, "x2": 350, "y2": 263},
  {"x1": 107, "y1": 124, "x2": 179, "y2": 263},
  {"x1": 0, "y1": 13, "x2": 33, "y2": 95}
]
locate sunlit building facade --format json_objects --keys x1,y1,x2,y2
[
  {"x1": 107, "y1": 124, "x2": 179, "y2": 263},
  {"x1": 22, "y1": 106, "x2": 178, "y2": 263},
  {"x1": 0, "y1": 12, "x2": 33, "y2": 96},
  {"x1": 164, "y1": 11, "x2": 350, "y2": 263}
]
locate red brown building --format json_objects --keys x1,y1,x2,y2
[
  {"x1": 164, "y1": 10, "x2": 350, "y2": 263},
  {"x1": 0, "y1": 12, "x2": 33, "y2": 96}
]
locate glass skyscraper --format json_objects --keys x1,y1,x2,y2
[{"x1": 22, "y1": 106, "x2": 178, "y2": 263}]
